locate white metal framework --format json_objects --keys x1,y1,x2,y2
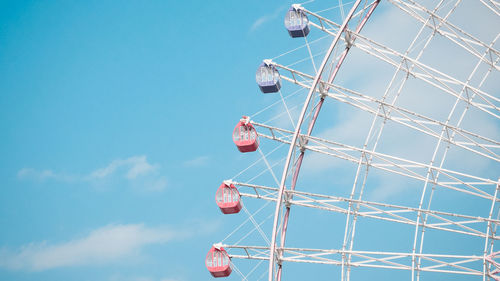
[{"x1": 213, "y1": 1, "x2": 500, "y2": 281}]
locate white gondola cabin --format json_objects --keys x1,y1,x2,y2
[
  {"x1": 256, "y1": 61, "x2": 281, "y2": 93},
  {"x1": 285, "y1": 5, "x2": 310, "y2": 38}
]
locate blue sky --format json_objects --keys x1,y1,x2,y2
[
  {"x1": 1, "y1": 1, "x2": 499, "y2": 281},
  {"x1": 0, "y1": 1, "x2": 314, "y2": 280}
]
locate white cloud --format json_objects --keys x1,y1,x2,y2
[
  {"x1": 182, "y1": 155, "x2": 210, "y2": 167},
  {"x1": 18, "y1": 155, "x2": 167, "y2": 191},
  {"x1": 88, "y1": 156, "x2": 157, "y2": 180},
  {"x1": 108, "y1": 275, "x2": 183, "y2": 281},
  {"x1": 250, "y1": 16, "x2": 270, "y2": 32},
  {"x1": 17, "y1": 168, "x2": 77, "y2": 182},
  {"x1": 148, "y1": 176, "x2": 168, "y2": 191},
  {"x1": 250, "y1": 6, "x2": 286, "y2": 32},
  {"x1": 0, "y1": 224, "x2": 176, "y2": 271}
]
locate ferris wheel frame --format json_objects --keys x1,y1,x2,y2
[{"x1": 210, "y1": 1, "x2": 500, "y2": 281}]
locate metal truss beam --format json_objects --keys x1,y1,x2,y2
[
  {"x1": 271, "y1": 62, "x2": 500, "y2": 162},
  {"x1": 225, "y1": 245, "x2": 486, "y2": 277},
  {"x1": 232, "y1": 181, "x2": 500, "y2": 240},
  {"x1": 252, "y1": 122, "x2": 499, "y2": 200}
]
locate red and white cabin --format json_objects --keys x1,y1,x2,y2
[
  {"x1": 216, "y1": 182, "x2": 242, "y2": 214},
  {"x1": 233, "y1": 116, "x2": 259, "y2": 153},
  {"x1": 206, "y1": 246, "x2": 232, "y2": 278}
]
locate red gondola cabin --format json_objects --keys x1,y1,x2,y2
[
  {"x1": 216, "y1": 182, "x2": 242, "y2": 214},
  {"x1": 233, "y1": 117, "x2": 259, "y2": 153},
  {"x1": 206, "y1": 246, "x2": 232, "y2": 278}
]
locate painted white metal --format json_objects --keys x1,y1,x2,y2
[
  {"x1": 232, "y1": 181, "x2": 500, "y2": 240},
  {"x1": 389, "y1": 0, "x2": 500, "y2": 71},
  {"x1": 270, "y1": 64, "x2": 500, "y2": 161},
  {"x1": 252, "y1": 124, "x2": 498, "y2": 197},
  {"x1": 216, "y1": 1, "x2": 500, "y2": 280},
  {"x1": 267, "y1": 2, "x2": 366, "y2": 280},
  {"x1": 226, "y1": 245, "x2": 487, "y2": 277}
]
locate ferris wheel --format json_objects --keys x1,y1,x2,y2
[{"x1": 206, "y1": 0, "x2": 500, "y2": 280}]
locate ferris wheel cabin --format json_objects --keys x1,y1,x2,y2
[
  {"x1": 216, "y1": 182, "x2": 242, "y2": 214},
  {"x1": 233, "y1": 117, "x2": 259, "y2": 153},
  {"x1": 256, "y1": 62, "x2": 281, "y2": 93},
  {"x1": 206, "y1": 246, "x2": 232, "y2": 277},
  {"x1": 284, "y1": 5, "x2": 310, "y2": 38}
]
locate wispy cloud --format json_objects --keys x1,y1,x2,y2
[
  {"x1": 182, "y1": 155, "x2": 210, "y2": 167},
  {"x1": 108, "y1": 275, "x2": 184, "y2": 281},
  {"x1": 17, "y1": 168, "x2": 75, "y2": 182},
  {"x1": 88, "y1": 156, "x2": 157, "y2": 180},
  {"x1": 0, "y1": 224, "x2": 176, "y2": 271},
  {"x1": 18, "y1": 155, "x2": 167, "y2": 191},
  {"x1": 250, "y1": 6, "x2": 286, "y2": 32},
  {"x1": 147, "y1": 177, "x2": 168, "y2": 191}
]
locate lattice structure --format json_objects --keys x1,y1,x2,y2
[{"x1": 208, "y1": 1, "x2": 500, "y2": 280}]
